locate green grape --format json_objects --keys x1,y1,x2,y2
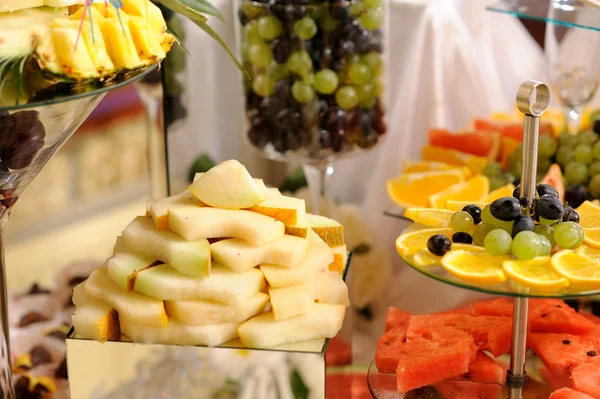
[
  {"x1": 559, "y1": 133, "x2": 578, "y2": 148},
  {"x1": 510, "y1": 160, "x2": 523, "y2": 181},
  {"x1": 361, "y1": 52, "x2": 383, "y2": 74},
  {"x1": 293, "y1": 17, "x2": 318, "y2": 40},
  {"x1": 364, "y1": 0, "x2": 383, "y2": 7},
  {"x1": 534, "y1": 224, "x2": 557, "y2": 248},
  {"x1": 360, "y1": 7, "x2": 383, "y2": 30},
  {"x1": 556, "y1": 147, "x2": 576, "y2": 167},
  {"x1": 579, "y1": 130, "x2": 598, "y2": 146},
  {"x1": 538, "y1": 135, "x2": 557, "y2": 158},
  {"x1": 489, "y1": 177, "x2": 506, "y2": 192},
  {"x1": 336, "y1": 86, "x2": 359, "y2": 110},
  {"x1": 483, "y1": 162, "x2": 503, "y2": 178},
  {"x1": 252, "y1": 74, "x2": 275, "y2": 97},
  {"x1": 241, "y1": 41, "x2": 250, "y2": 61},
  {"x1": 507, "y1": 145, "x2": 522, "y2": 167},
  {"x1": 481, "y1": 205, "x2": 495, "y2": 225},
  {"x1": 540, "y1": 217, "x2": 559, "y2": 226},
  {"x1": 258, "y1": 15, "x2": 283, "y2": 40},
  {"x1": 350, "y1": 2, "x2": 364, "y2": 16},
  {"x1": 310, "y1": 7, "x2": 324, "y2": 20},
  {"x1": 358, "y1": 83, "x2": 376, "y2": 107},
  {"x1": 592, "y1": 141, "x2": 600, "y2": 160},
  {"x1": 538, "y1": 235, "x2": 552, "y2": 256},
  {"x1": 554, "y1": 221, "x2": 585, "y2": 249},
  {"x1": 473, "y1": 223, "x2": 496, "y2": 246},
  {"x1": 374, "y1": 79, "x2": 384, "y2": 96},
  {"x1": 538, "y1": 158, "x2": 551, "y2": 174},
  {"x1": 484, "y1": 229, "x2": 512, "y2": 256},
  {"x1": 349, "y1": 54, "x2": 361, "y2": 65},
  {"x1": 565, "y1": 161, "x2": 589, "y2": 185},
  {"x1": 267, "y1": 61, "x2": 288, "y2": 81},
  {"x1": 575, "y1": 144, "x2": 594, "y2": 165},
  {"x1": 243, "y1": 21, "x2": 263, "y2": 44},
  {"x1": 291, "y1": 81, "x2": 315, "y2": 104},
  {"x1": 348, "y1": 63, "x2": 372, "y2": 85},
  {"x1": 320, "y1": 12, "x2": 339, "y2": 32},
  {"x1": 590, "y1": 162, "x2": 600, "y2": 177},
  {"x1": 287, "y1": 51, "x2": 312, "y2": 77},
  {"x1": 303, "y1": 73, "x2": 315, "y2": 85},
  {"x1": 314, "y1": 69, "x2": 339, "y2": 94},
  {"x1": 589, "y1": 175, "x2": 600, "y2": 198},
  {"x1": 450, "y1": 211, "x2": 475, "y2": 233},
  {"x1": 241, "y1": 3, "x2": 263, "y2": 18},
  {"x1": 249, "y1": 42, "x2": 273, "y2": 67},
  {"x1": 502, "y1": 172, "x2": 516, "y2": 184},
  {"x1": 512, "y1": 231, "x2": 542, "y2": 260}
]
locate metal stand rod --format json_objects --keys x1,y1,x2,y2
[{"x1": 507, "y1": 81, "x2": 551, "y2": 399}]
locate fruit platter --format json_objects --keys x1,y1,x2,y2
[
  {"x1": 66, "y1": 160, "x2": 350, "y2": 395},
  {"x1": 370, "y1": 299, "x2": 600, "y2": 399}
]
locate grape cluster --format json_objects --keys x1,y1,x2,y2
[
  {"x1": 239, "y1": 0, "x2": 386, "y2": 158},
  {"x1": 481, "y1": 161, "x2": 516, "y2": 192},
  {"x1": 0, "y1": 111, "x2": 45, "y2": 170},
  {"x1": 426, "y1": 183, "x2": 585, "y2": 260}
]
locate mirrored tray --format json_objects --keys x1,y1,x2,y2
[
  {"x1": 487, "y1": 0, "x2": 600, "y2": 32},
  {"x1": 367, "y1": 358, "x2": 554, "y2": 399}
]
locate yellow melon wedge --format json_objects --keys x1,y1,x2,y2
[
  {"x1": 148, "y1": 190, "x2": 204, "y2": 229},
  {"x1": 246, "y1": 195, "x2": 306, "y2": 225},
  {"x1": 269, "y1": 284, "x2": 314, "y2": 321}
]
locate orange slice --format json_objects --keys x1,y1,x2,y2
[
  {"x1": 413, "y1": 244, "x2": 486, "y2": 267},
  {"x1": 403, "y1": 208, "x2": 455, "y2": 228},
  {"x1": 401, "y1": 160, "x2": 462, "y2": 174},
  {"x1": 386, "y1": 169, "x2": 468, "y2": 208},
  {"x1": 576, "y1": 201, "x2": 600, "y2": 229},
  {"x1": 502, "y1": 257, "x2": 569, "y2": 291},
  {"x1": 551, "y1": 250, "x2": 600, "y2": 288},
  {"x1": 428, "y1": 175, "x2": 490, "y2": 209},
  {"x1": 421, "y1": 146, "x2": 488, "y2": 175},
  {"x1": 395, "y1": 228, "x2": 454, "y2": 257},
  {"x1": 483, "y1": 183, "x2": 515, "y2": 202},
  {"x1": 583, "y1": 228, "x2": 600, "y2": 249},
  {"x1": 444, "y1": 200, "x2": 490, "y2": 212},
  {"x1": 440, "y1": 250, "x2": 509, "y2": 285},
  {"x1": 575, "y1": 244, "x2": 600, "y2": 262}
]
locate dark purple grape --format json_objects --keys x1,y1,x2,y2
[
  {"x1": 360, "y1": 109, "x2": 372, "y2": 134},
  {"x1": 238, "y1": 8, "x2": 249, "y2": 25},
  {"x1": 247, "y1": 123, "x2": 270, "y2": 149},
  {"x1": 372, "y1": 117, "x2": 387, "y2": 135},
  {"x1": 301, "y1": 102, "x2": 319, "y2": 128},
  {"x1": 427, "y1": 234, "x2": 452, "y2": 256},
  {"x1": 565, "y1": 185, "x2": 587, "y2": 208},
  {"x1": 319, "y1": 129, "x2": 332, "y2": 149},
  {"x1": 318, "y1": 47, "x2": 333, "y2": 68},
  {"x1": 341, "y1": 19, "x2": 361, "y2": 41},
  {"x1": 490, "y1": 196, "x2": 521, "y2": 221},
  {"x1": 354, "y1": 28, "x2": 372, "y2": 54},
  {"x1": 462, "y1": 204, "x2": 482, "y2": 224},
  {"x1": 294, "y1": 5, "x2": 307, "y2": 18},
  {"x1": 563, "y1": 205, "x2": 580, "y2": 223},
  {"x1": 369, "y1": 30, "x2": 384, "y2": 53},
  {"x1": 594, "y1": 118, "x2": 600, "y2": 135},
  {"x1": 512, "y1": 215, "x2": 535, "y2": 237},
  {"x1": 272, "y1": 38, "x2": 293, "y2": 64},
  {"x1": 452, "y1": 232, "x2": 473, "y2": 244},
  {"x1": 536, "y1": 195, "x2": 564, "y2": 220},
  {"x1": 261, "y1": 95, "x2": 286, "y2": 121},
  {"x1": 330, "y1": 4, "x2": 350, "y2": 22},
  {"x1": 2, "y1": 111, "x2": 46, "y2": 169},
  {"x1": 513, "y1": 185, "x2": 521, "y2": 199},
  {"x1": 536, "y1": 183, "x2": 559, "y2": 198},
  {"x1": 274, "y1": 79, "x2": 293, "y2": 100},
  {"x1": 331, "y1": 59, "x2": 346, "y2": 72},
  {"x1": 337, "y1": 40, "x2": 355, "y2": 57}
]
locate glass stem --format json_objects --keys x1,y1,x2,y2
[
  {"x1": 565, "y1": 106, "x2": 584, "y2": 135},
  {"x1": 0, "y1": 211, "x2": 14, "y2": 399},
  {"x1": 303, "y1": 163, "x2": 333, "y2": 216}
]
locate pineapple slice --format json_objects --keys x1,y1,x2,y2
[
  {"x1": 128, "y1": 17, "x2": 165, "y2": 65},
  {"x1": 98, "y1": 18, "x2": 141, "y2": 70},
  {"x1": 50, "y1": 24, "x2": 97, "y2": 78}
]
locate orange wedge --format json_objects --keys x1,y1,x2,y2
[
  {"x1": 396, "y1": 228, "x2": 454, "y2": 257},
  {"x1": 421, "y1": 146, "x2": 488, "y2": 175},
  {"x1": 441, "y1": 250, "x2": 509, "y2": 285},
  {"x1": 401, "y1": 160, "x2": 463, "y2": 174},
  {"x1": 576, "y1": 201, "x2": 600, "y2": 229},
  {"x1": 413, "y1": 244, "x2": 486, "y2": 267},
  {"x1": 444, "y1": 200, "x2": 490, "y2": 212},
  {"x1": 583, "y1": 228, "x2": 600, "y2": 249},
  {"x1": 428, "y1": 175, "x2": 490, "y2": 209},
  {"x1": 551, "y1": 250, "x2": 600, "y2": 288},
  {"x1": 576, "y1": 244, "x2": 600, "y2": 262},
  {"x1": 403, "y1": 208, "x2": 455, "y2": 228},
  {"x1": 483, "y1": 183, "x2": 515, "y2": 202},
  {"x1": 386, "y1": 169, "x2": 468, "y2": 208},
  {"x1": 502, "y1": 257, "x2": 569, "y2": 291}
]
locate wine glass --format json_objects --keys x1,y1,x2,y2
[
  {"x1": 0, "y1": 67, "x2": 156, "y2": 398},
  {"x1": 545, "y1": 0, "x2": 600, "y2": 134},
  {"x1": 234, "y1": 0, "x2": 388, "y2": 214}
]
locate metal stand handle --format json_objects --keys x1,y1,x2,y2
[{"x1": 508, "y1": 81, "x2": 550, "y2": 399}]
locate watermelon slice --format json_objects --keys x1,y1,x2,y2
[
  {"x1": 529, "y1": 333, "x2": 600, "y2": 375},
  {"x1": 434, "y1": 380, "x2": 502, "y2": 399},
  {"x1": 550, "y1": 388, "x2": 597, "y2": 399},
  {"x1": 396, "y1": 327, "x2": 477, "y2": 393},
  {"x1": 474, "y1": 119, "x2": 554, "y2": 142},
  {"x1": 384, "y1": 307, "x2": 412, "y2": 332},
  {"x1": 427, "y1": 129, "x2": 501, "y2": 160},
  {"x1": 470, "y1": 298, "x2": 513, "y2": 317},
  {"x1": 452, "y1": 352, "x2": 506, "y2": 385},
  {"x1": 539, "y1": 364, "x2": 573, "y2": 390},
  {"x1": 571, "y1": 363, "x2": 600, "y2": 398},
  {"x1": 579, "y1": 311, "x2": 600, "y2": 326},
  {"x1": 375, "y1": 326, "x2": 407, "y2": 373},
  {"x1": 406, "y1": 314, "x2": 512, "y2": 357},
  {"x1": 326, "y1": 336, "x2": 352, "y2": 367}
]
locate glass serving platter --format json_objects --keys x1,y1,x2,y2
[
  {"x1": 367, "y1": 358, "x2": 554, "y2": 399},
  {"x1": 486, "y1": 0, "x2": 600, "y2": 32}
]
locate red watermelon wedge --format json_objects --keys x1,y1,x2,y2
[
  {"x1": 396, "y1": 327, "x2": 477, "y2": 393},
  {"x1": 384, "y1": 307, "x2": 412, "y2": 332},
  {"x1": 571, "y1": 363, "x2": 600, "y2": 398},
  {"x1": 452, "y1": 352, "x2": 506, "y2": 385},
  {"x1": 375, "y1": 326, "x2": 407, "y2": 373},
  {"x1": 406, "y1": 314, "x2": 512, "y2": 357},
  {"x1": 539, "y1": 364, "x2": 573, "y2": 390},
  {"x1": 434, "y1": 380, "x2": 502, "y2": 399},
  {"x1": 529, "y1": 299, "x2": 597, "y2": 335},
  {"x1": 470, "y1": 298, "x2": 513, "y2": 317},
  {"x1": 529, "y1": 333, "x2": 600, "y2": 375},
  {"x1": 550, "y1": 388, "x2": 597, "y2": 399}
]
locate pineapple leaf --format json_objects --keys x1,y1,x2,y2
[
  {"x1": 191, "y1": 20, "x2": 249, "y2": 79},
  {"x1": 173, "y1": 0, "x2": 224, "y2": 21}
]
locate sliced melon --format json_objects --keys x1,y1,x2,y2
[
  {"x1": 260, "y1": 238, "x2": 332, "y2": 288},
  {"x1": 121, "y1": 318, "x2": 239, "y2": 347},
  {"x1": 85, "y1": 269, "x2": 168, "y2": 328},
  {"x1": 246, "y1": 196, "x2": 306, "y2": 225},
  {"x1": 123, "y1": 216, "x2": 210, "y2": 277},
  {"x1": 134, "y1": 264, "x2": 265, "y2": 305},
  {"x1": 330, "y1": 245, "x2": 348, "y2": 273},
  {"x1": 238, "y1": 303, "x2": 345, "y2": 349},
  {"x1": 107, "y1": 248, "x2": 158, "y2": 292},
  {"x1": 286, "y1": 214, "x2": 344, "y2": 247},
  {"x1": 265, "y1": 187, "x2": 282, "y2": 199},
  {"x1": 193, "y1": 172, "x2": 268, "y2": 196},
  {"x1": 165, "y1": 292, "x2": 269, "y2": 325},
  {"x1": 148, "y1": 190, "x2": 204, "y2": 229},
  {"x1": 269, "y1": 284, "x2": 314, "y2": 321},
  {"x1": 316, "y1": 272, "x2": 349, "y2": 307},
  {"x1": 188, "y1": 160, "x2": 264, "y2": 209},
  {"x1": 210, "y1": 235, "x2": 309, "y2": 272},
  {"x1": 168, "y1": 207, "x2": 285, "y2": 246},
  {"x1": 72, "y1": 302, "x2": 120, "y2": 343}
]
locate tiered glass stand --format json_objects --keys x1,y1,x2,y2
[
  {"x1": 368, "y1": 81, "x2": 598, "y2": 399},
  {"x1": 0, "y1": 66, "x2": 157, "y2": 398}
]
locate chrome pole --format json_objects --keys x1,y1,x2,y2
[{"x1": 508, "y1": 81, "x2": 550, "y2": 399}]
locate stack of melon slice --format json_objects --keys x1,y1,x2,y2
[{"x1": 71, "y1": 160, "x2": 349, "y2": 349}]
